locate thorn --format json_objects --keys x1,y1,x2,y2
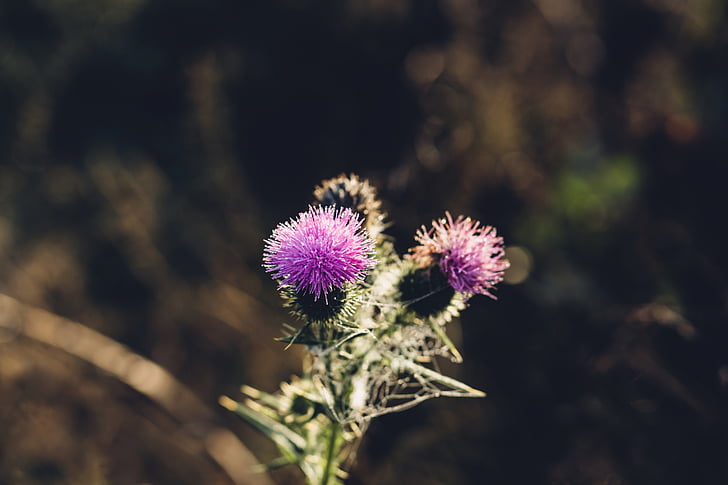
[{"x1": 218, "y1": 395, "x2": 238, "y2": 411}]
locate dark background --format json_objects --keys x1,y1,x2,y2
[{"x1": 1, "y1": 1, "x2": 728, "y2": 484}]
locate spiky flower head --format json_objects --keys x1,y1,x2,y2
[
  {"x1": 280, "y1": 283, "x2": 364, "y2": 326},
  {"x1": 264, "y1": 205, "x2": 376, "y2": 301},
  {"x1": 410, "y1": 212, "x2": 509, "y2": 299},
  {"x1": 314, "y1": 174, "x2": 385, "y2": 236}
]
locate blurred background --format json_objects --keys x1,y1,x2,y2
[{"x1": 1, "y1": 0, "x2": 727, "y2": 484}]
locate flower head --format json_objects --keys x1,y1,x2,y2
[
  {"x1": 264, "y1": 205, "x2": 376, "y2": 301},
  {"x1": 410, "y1": 212, "x2": 509, "y2": 299},
  {"x1": 314, "y1": 174, "x2": 386, "y2": 237}
]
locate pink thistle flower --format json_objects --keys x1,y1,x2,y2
[
  {"x1": 410, "y1": 212, "x2": 509, "y2": 299},
  {"x1": 264, "y1": 205, "x2": 376, "y2": 301}
]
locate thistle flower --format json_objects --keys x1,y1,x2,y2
[
  {"x1": 264, "y1": 205, "x2": 376, "y2": 301},
  {"x1": 314, "y1": 174, "x2": 385, "y2": 236},
  {"x1": 410, "y1": 212, "x2": 509, "y2": 299}
]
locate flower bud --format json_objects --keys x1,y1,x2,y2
[{"x1": 314, "y1": 174, "x2": 386, "y2": 237}]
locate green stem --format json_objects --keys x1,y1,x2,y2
[{"x1": 321, "y1": 420, "x2": 340, "y2": 485}]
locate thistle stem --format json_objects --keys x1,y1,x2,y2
[{"x1": 321, "y1": 420, "x2": 341, "y2": 485}]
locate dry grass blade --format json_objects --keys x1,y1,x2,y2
[{"x1": 0, "y1": 293, "x2": 274, "y2": 485}]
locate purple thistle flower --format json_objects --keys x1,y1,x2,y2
[
  {"x1": 410, "y1": 212, "x2": 510, "y2": 299},
  {"x1": 264, "y1": 205, "x2": 376, "y2": 301}
]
